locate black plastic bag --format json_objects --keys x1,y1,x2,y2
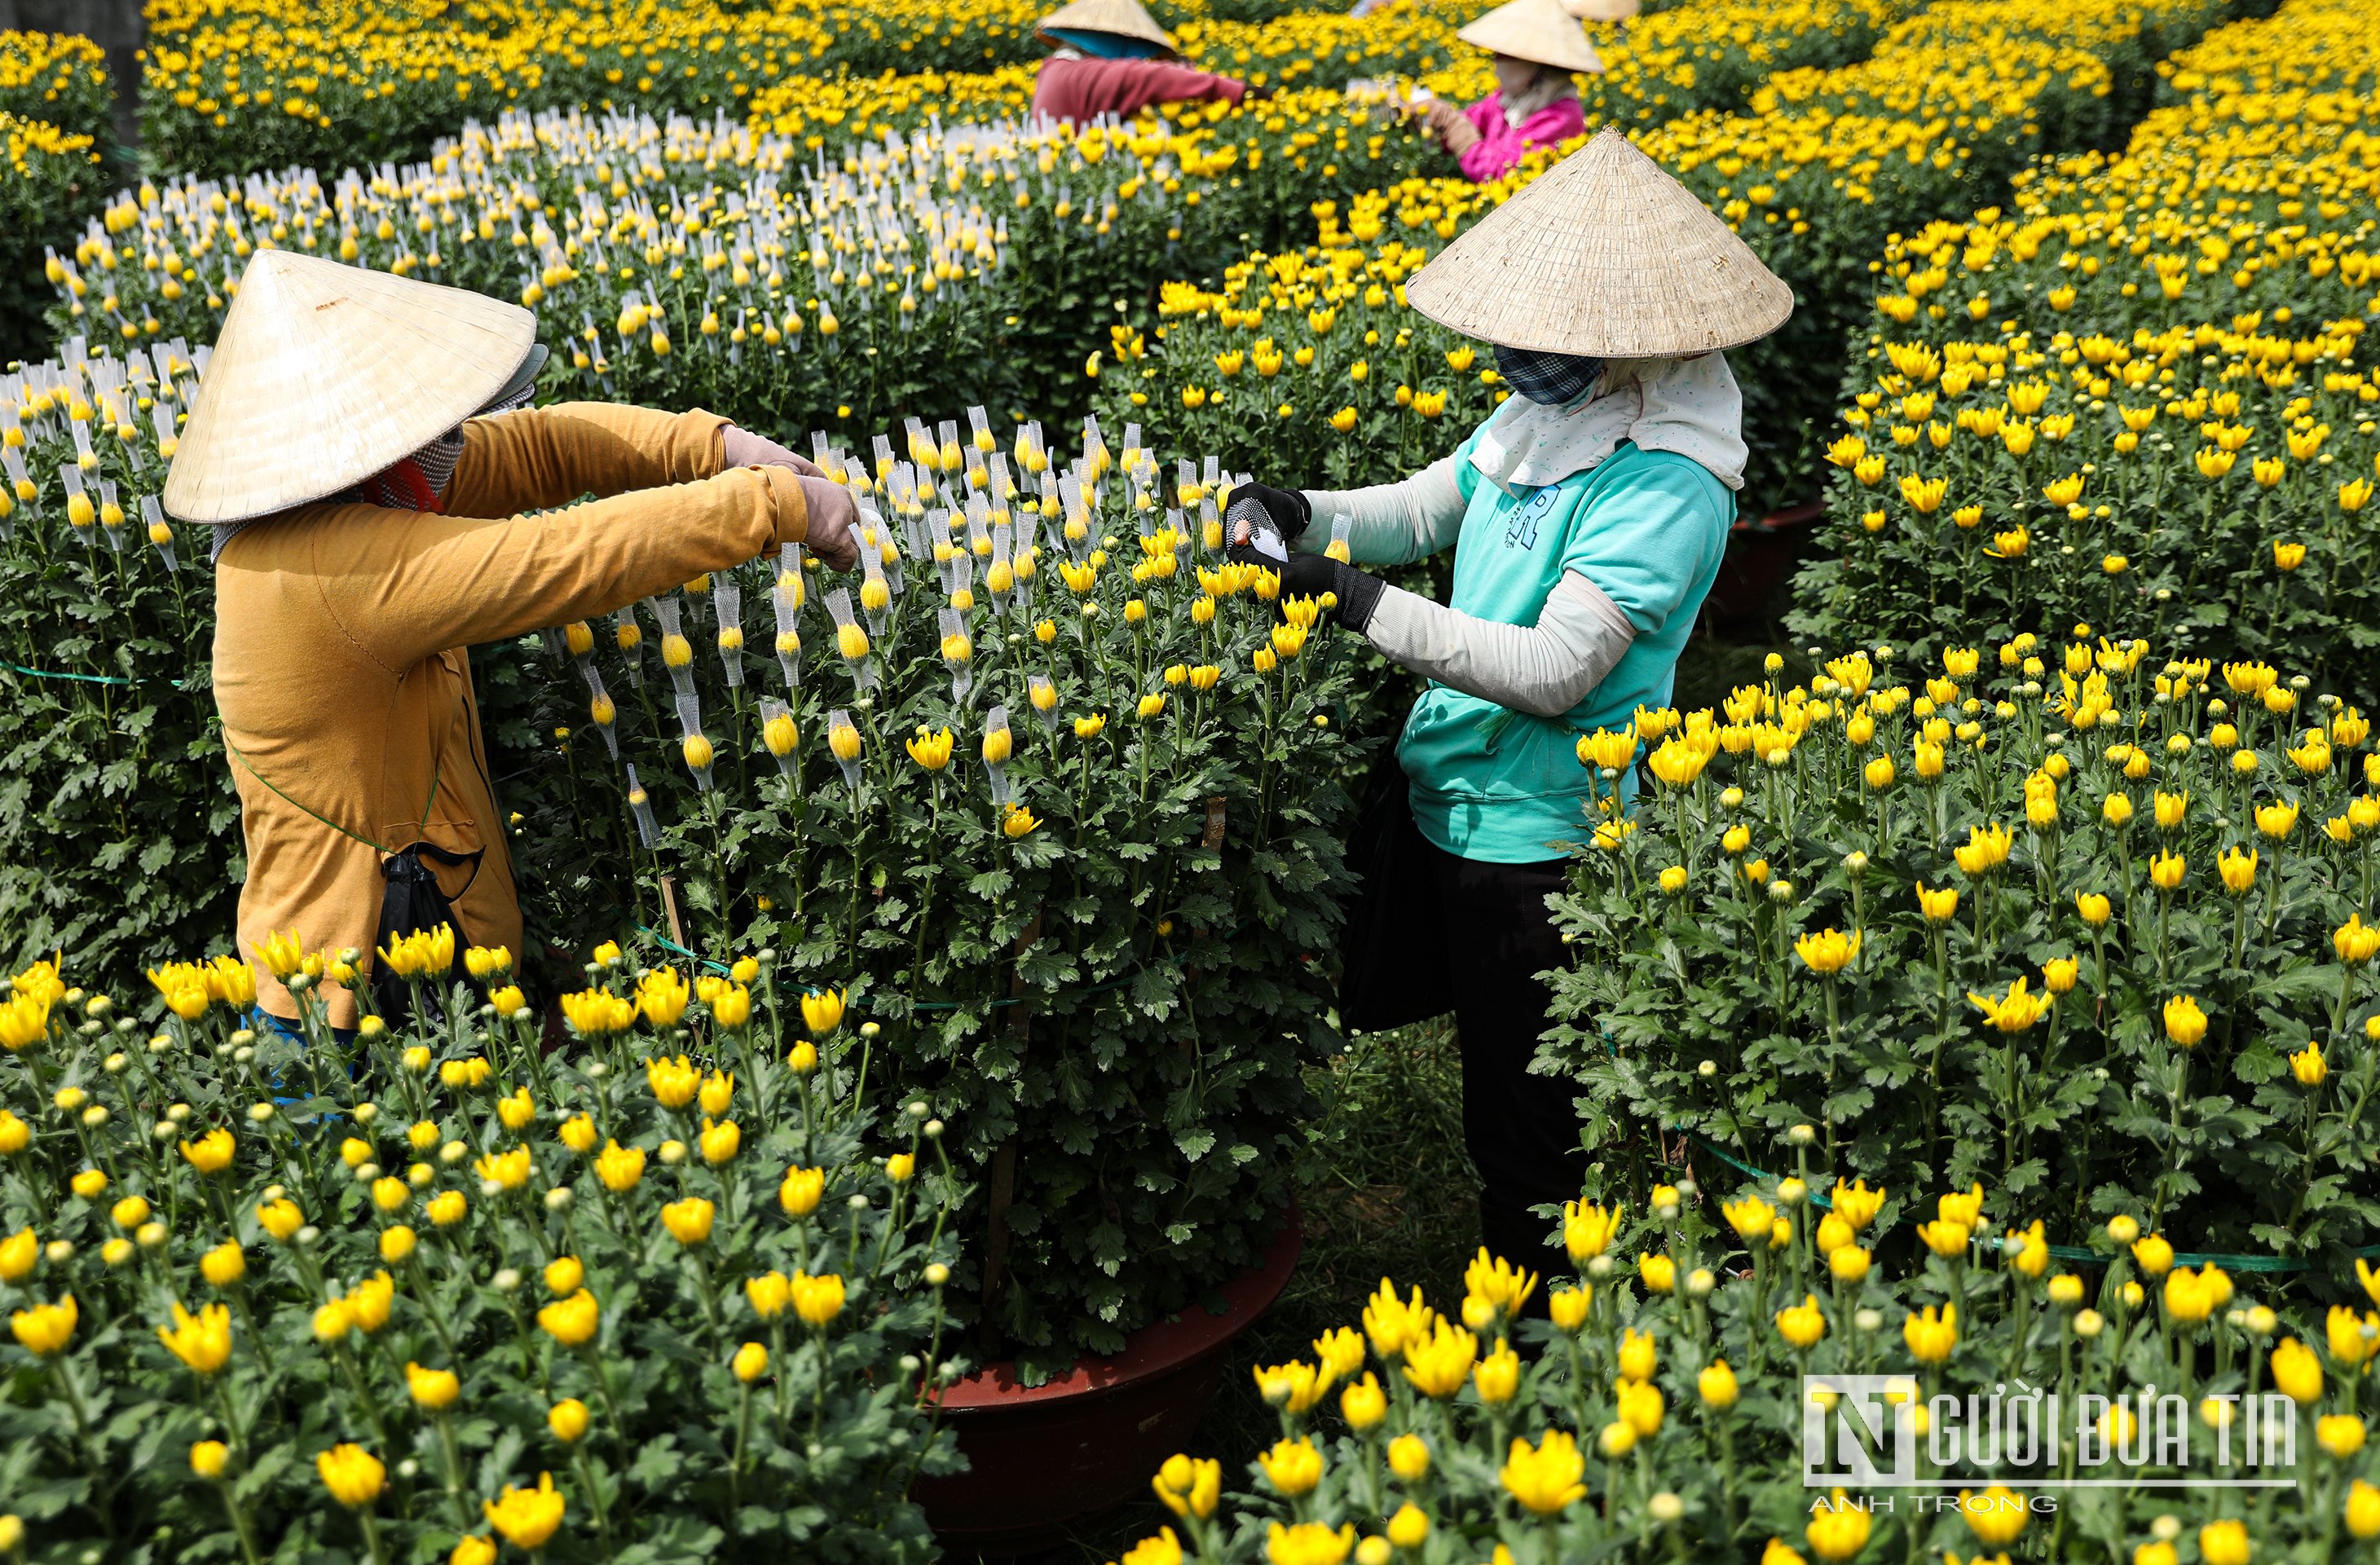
[
  {"x1": 1335, "y1": 756, "x2": 1453, "y2": 1034},
  {"x1": 372, "y1": 842, "x2": 485, "y2": 1028}
]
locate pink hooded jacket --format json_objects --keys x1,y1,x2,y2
[{"x1": 1456, "y1": 89, "x2": 1586, "y2": 181}]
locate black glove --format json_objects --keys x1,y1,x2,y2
[
  {"x1": 1223, "y1": 481, "x2": 1312, "y2": 566},
  {"x1": 1279, "y1": 552, "x2": 1386, "y2": 634}
]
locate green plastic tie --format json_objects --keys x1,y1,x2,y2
[
  {"x1": 638, "y1": 927, "x2": 735, "y2": 977},
  {"x1": 4, "y1": 661, "x2": 156, "y2": 687}
]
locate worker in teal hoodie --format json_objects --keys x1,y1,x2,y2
[{"x1": 1225, "y1": 128, "x2": 1793, "y2": 1285}]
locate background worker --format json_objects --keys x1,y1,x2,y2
[
  {"x1": 165, "y1": 250, "x2": 858, "y2": 1034},
  {"x1": 1223, "y1": 129, "x2": 1793, "y2": 1283},
  {"x1": 1411, "y1": 0, "x2": 1602, "y2": 181},
  {"x1": 1031, "y1": 0, "x2": 1254, "y2": 124}
]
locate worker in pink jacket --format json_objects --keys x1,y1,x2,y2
[
  {"x1": 1410, "y1": 0, "x2": 1602, "y2": 181},
  {"x1": 1030, "y1": 0, "x2": 1252, "y2": 125}
]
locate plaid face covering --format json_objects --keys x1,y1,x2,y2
[
  {"x1": 359, "y1": 363, "x2": 538, "y2": 509},
  {"x1": 1493, "y1": 345, "x2": 1607, "y2": 408}
]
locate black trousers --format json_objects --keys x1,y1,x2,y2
[
  {"x1": 1340, "y1": 782, "x2": 1586, "y2": 1289},
  {"x1": 1420, "y1": 835, "x2": 1586, "y2": 1287}
]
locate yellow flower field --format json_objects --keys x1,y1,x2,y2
[
  {"x1": 1794, "y1": 0, "x2": 2380, "y2": 693},
  {"x1": 2, "y1": 0, "x2": 2380, "y2": 1558},
  {"x1": 0, "y1": 29, "x2": 109, "y2": 143},
  {"x1": 1115, "y1": 1201, "x2": 2380, "y2": 1565},
  {"x1": 0, "y1": 937, "x2": 964, "y2": 1562}
]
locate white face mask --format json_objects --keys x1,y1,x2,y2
[{"x1": 1492, "y1": 56, "x2": 1541, "y2": 99}]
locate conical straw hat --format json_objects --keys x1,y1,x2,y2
[
  {"x1": 1037, "y1": 0, "x2": 1175, "y2": 52},
  {"x1": 162, "y1": 249, "x2": 537, "y2": 524},
  {"x1": 1561, "y1": 0, "x2": 1639, "y2": 20},
  {"x1": 1457, "y1": 0, "x2": 1602, "y2": 75},
  {"x1": 1404, "y1": 126, "x2": 1793, "y2": 358}
]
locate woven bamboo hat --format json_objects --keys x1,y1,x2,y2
[
  {"x1": 1404, "y1": 126, "x2": 1793, "y2": 357},
  {"x1": 162, "y1": 249, "x2": 537, "y2": 524},
  {"x1": 1457, "y1": 0, "x2": 1602, "y2": 75},
  {"x1": 1036, "y1": 0, "x2": 1175, "y2": 54}
]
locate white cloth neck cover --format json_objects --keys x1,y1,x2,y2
[{"x1": 1465, "y1": 352, "x2": 1748, "y2": 494}]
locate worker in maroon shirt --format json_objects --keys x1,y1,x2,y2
[{"x1": 1030, "y1": 0, "x2": 1255, "y2": 125}]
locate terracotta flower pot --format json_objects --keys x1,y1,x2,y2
[{"x1": 918, "y1": 1202, "x2": 1302, "y2": 1554}]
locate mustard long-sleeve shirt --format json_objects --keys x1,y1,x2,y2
[{"x1": 213, "y1": 401, "x2": 812, "y2": 1026}]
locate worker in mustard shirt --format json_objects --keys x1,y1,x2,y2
[
  {"x1": 1224, "y1": 129, "x2": 1792, "y2": 1285},
  {"x1": 163, "y1": 250, "x2": 860, "y2": 1034}
]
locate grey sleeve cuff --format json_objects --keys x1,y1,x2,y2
[
  {"x1": 1362, "y1": 569, "x2": 1637, "y2": 719},
  {"x1": 1299, "y1": 455, "x2": 1467, "y2": 567}
]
